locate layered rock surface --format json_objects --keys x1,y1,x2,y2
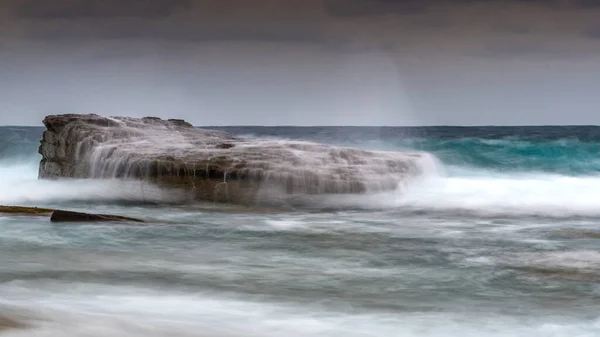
[{"x1": 39, "y1": 114, "x2": 432, "y2": 205}]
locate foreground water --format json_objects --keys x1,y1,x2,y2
[{"x1": 1, "y1": 126, "x2": 600, "y2": 336}]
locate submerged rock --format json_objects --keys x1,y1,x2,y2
[
  {"x1": 38, "y1": 114, "x2": 433, "y2": 205},
  {"x1": 50, "y1": 209, "x2": 145, "y2": 223}
]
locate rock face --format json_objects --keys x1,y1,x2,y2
[{"x1": 39, "y1": 114, "x2": 432, "y2": 205}]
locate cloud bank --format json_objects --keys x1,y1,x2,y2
[{"x1": 1, "y1": 0, "x2": 600, "y2": 126}]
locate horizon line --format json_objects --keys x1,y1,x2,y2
[
  {"x1": 199, "y1": 124, "x2": 600, "y2": 128},
  {"x1": 2, "y1": 124, "x2": 600, "y2": 128}
]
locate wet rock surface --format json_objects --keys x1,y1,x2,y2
[
  {"x1": 50, "y1": 209, "x2": 145, "y2": 223},
  {"x1": 38, "y1": 114, "x2": 430, "y2": 204},
  {"x1": 0, "y1": 205, "x2": 55, "y2": 215},
  {"x1": 0, "y1": 315, "x2": 26, "y2": 331},
  {"x1": 1, "y1": 205, "x2": 146, "y2": 222}
]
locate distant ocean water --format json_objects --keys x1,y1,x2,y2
[{"x1": 1, "y1": 125, "x2": 600, "y2": 336}]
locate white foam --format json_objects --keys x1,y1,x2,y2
[
  {"x1": 11, "y1": 151, "x2": 600, "y2": 218},
  {"x1": 392, "y1": 172, "x2": 600, "y2": 217},
  {"x1": 0, "y1": 163, "x2": 183, "y2": 205},
  {"x1": 263, "y1": 219, "x2": 307, "y2": 230},
  {"x1": 310, "y1": 169, "x2": 600, "y2": 217}
]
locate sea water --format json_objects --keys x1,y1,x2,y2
[{"x1": 1, "y1": 125, "x2": 599, "y2": 336}]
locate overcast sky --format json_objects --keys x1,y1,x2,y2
[{"x1": 1, "y1": 0, "x2": 600, "y2": 126}]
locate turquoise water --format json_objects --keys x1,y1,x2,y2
[
  {"x1": 212, "y1": 125, "x2": 600, "y2": 174},
  {"x1": 1, "y1": 126, "x2": 600, "y2": 336}
]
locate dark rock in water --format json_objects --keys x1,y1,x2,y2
[
  {"x1": 552, "y1": 229, "x2": 600, "y2": 239},
  {"x1": 216, "y1": 143, "x2": 235, "y2": 149},
  {"x1": 38, "y1": 113, "x2": 432, "y2": 205},
  {"x1": 50, "y1": 209, "x2": 145, "y2": 223},
  {"x1": 1, "y1": 205, "x2": 145, "y2": 222},
  {"x1": 0, "y1": 205, "x2": 55, "y2": 215},
  {"x1": 0, "y1": 315, "x2": 26, "y2": 331}
]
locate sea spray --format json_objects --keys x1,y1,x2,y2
[
  {"x1": 0, "y1": 174, "x2": 186, "y2": 207},
  {"x1": 39, "y1": 115, "x2": 434, "y2": 206},
  {"x1": 5, "y1": 124, "x2": 600, "y2": 214}
]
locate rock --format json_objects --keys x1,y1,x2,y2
[
  {"x1": 0, "y1": 205, "x2": 146, "y2": 222},
  {"x1": 216, "y1": 143, "x2": 235, "y2": 149},
  {"x1": 0, "y1": 205, "x2": 55, "y2": 215},
  {"x1": 552, "y1": 230, "x2": 600, "y2": 239},
  {"x1": 0, "y1": 315, "x2": 26, "y2": 331},
  {"x1": 50, "y1": 209, "x2": 145, "y2": 223},
  {"x1": 38, "y1": 114, "x2": 432, "y2": 205}
]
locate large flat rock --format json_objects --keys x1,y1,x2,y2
[{"x1": 38, "y1": 114, "x2": 431, "y2": 205}]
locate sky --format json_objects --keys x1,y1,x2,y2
[{"x1": 1, "y1": 0, "x2": 600, "y2": 126}]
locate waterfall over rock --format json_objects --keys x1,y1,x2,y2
[{"x1": 38, "y1": 114, "x2": 434, "y2": 205}]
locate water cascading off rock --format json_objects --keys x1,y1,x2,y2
[{"x1": 38, "y1": 114, "x2": 432, "y2": 205}]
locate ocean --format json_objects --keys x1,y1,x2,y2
[{"x1": 1, "y1": 125, "x2": 600, "y2": 336}]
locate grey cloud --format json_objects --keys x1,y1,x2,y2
[
  {"x1": 478, "y1": 43, "x2": 555, "y2": 57},
  {"x1": 324, "y1": 0, "x2": 429, "y2": 17},
  {"x1": 16, "y1": 0, "x2": 193, "y2": 19},
  {"x1": 470, "y1": 41, "x2": 591, "y2": 61},
  {"x1": 17, "y1": 20, "x2": 324, "y2": 43},
  {"x1": 12, "y1": 0, "x2": 600, "y2": 24},
  {"x1": 513, "y1": 0, "x2": 600, "y2": 8},
  {"x1": 583, "y1": 25, "x2": 600, "y2": 39},
  {"x1": 9, "y1": 0, "x2": 326, "y2": 43},
  {"x1": 489, "y1": 22, "x2": 532, "y2": 35},
  {"x1": 566, "y1": 0, "x2": 600, "y2": 8},
  {"x1": 322, "y1": 0, "x2": 515, "y2": 18},
  {"x1": 324, "y1": 0, "x2": 600, "y2": 19},
  {"x1": 4, "y1": 0, "x2": 600, "y2": 127}
]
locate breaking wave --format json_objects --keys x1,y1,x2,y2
[{"x1": 2, "y1": 125, "x2": 600, "y2": 217}]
